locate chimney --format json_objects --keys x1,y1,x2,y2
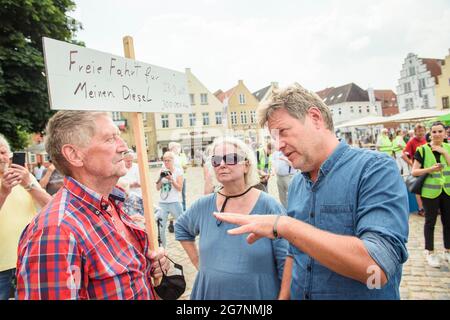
[{"x1": 238, "y1": 80, "x2": 244, "y2": 85}]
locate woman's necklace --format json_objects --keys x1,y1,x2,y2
[{"x1": 215, "y1": 186, "x2": 254, "y2": 226}]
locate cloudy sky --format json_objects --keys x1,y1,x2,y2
[{"x1": 72, "y1": 0, "x2": 450, "y2": 93}]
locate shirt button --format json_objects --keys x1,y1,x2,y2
[{"x1": 95, "y1": 210, "x2": 100, "y2": 215}]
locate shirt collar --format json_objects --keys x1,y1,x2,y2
[
  {"x1": 301, "y1": 139, "x2": 349, "y2": 181},
  {"x1": 63, "y1": 176, "x2": 126, "y2": 215}
]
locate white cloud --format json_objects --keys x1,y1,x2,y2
[{"x1": 73, "y1": 0, "x2": 450, "y2": 93}]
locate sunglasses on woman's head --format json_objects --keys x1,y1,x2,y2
[{"x1": 211, "y1": 153, "x2": 246, "y2": 167}]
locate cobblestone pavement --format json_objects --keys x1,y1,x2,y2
[{"x1": 149, "y1": 166, "x2": 450, "y2": 300}]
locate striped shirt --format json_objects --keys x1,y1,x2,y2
[{"x1": 16, "y1": 176, "x2": 156, "y2": 300}]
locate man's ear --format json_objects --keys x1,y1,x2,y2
[
  {"x1": 61, "y1": 144, "x2": 85, "y2": 169},
  {"x1": 307, "y1": 107, "x2": 324, "y2": 129}
]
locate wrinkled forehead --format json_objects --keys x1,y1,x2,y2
[
  {"x1": 214, "y1": 143, "x2": 239, "y2": 156},
  {"x1": 93, "y1": 115, "x2": 120, "y2": 136}
]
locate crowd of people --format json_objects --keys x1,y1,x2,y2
[
  {"x1": 0, "y1": 83, "x2": 448, "y2": 300},
  {"x1": 375, "y1": 122, "x2": 450, "y2": 268}
]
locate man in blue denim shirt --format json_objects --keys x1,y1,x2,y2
[{"x1": 215, "y1": 84, "x2": 409, "y2": 300}]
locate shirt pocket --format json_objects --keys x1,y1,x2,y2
[{"x1": 319, "y1": 204, "x2": 354, "y2": 235}]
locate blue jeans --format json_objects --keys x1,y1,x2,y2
[
  {"x1": 157, "y1": 202, "x2": 184, "y2": 248},
  {"x1": 0, "y1": 268, "x2": 16, "y2": 300},
  {"x1": 181, "y1": 178, "x2": 187, "y2": 211}
]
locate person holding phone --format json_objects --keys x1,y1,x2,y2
[
  {"x1": 411, "y1": 121, "x2": 450, "y2": 268},
  {"x1": 0, "y1": 134, "x2": 51, "y2": 300},
  {"x1": 156, "y1": 151, "x2": 183, "y2": 248}
]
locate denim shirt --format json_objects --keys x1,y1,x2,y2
[{"x1": 287, "y1": 140, "x2": 409, "y2": 300}]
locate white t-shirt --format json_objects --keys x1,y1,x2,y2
[
  {"x1": 159, "y1": 168, "x2": 183, "y2": 203},
  {"x1": 119, "y1": 163, "x2": 141, "y2": 196},
  {"x1": 33, "y1": 166, "x2": 45, "y2": 181}
]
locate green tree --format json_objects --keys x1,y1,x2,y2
[{"x1": 0, "y1": 0, "x2": 83, "y2": 150}]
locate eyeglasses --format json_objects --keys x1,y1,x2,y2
[{"x1": 211, "y1": 153, "x2": 246, "y2": 167}]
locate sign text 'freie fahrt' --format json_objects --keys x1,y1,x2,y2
[{"x1": 42, "y1": 37, "x2": 190, "y2": 113}]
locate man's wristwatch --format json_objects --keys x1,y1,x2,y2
[{"x1": 24, "y1": 182, "x2": 37, "y2": 191}]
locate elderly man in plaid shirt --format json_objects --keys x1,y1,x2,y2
[{"x1": 16, "y1": 111, "x2": 169, "y2": 300}]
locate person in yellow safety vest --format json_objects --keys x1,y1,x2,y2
[
  {"x1": 376, "y1": 128, "x2": 393, "y2": 156},
  {"x1": 393, "y1": 129, "x2": 409, "y2": 175},
  {"x1": 411, "y1": 121, "x2": 450, "y2": 269},
  {"x1": 256, "y1": 143, "x2": 273, "y2": 192}
]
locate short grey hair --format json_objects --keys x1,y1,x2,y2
[
  {"x1": 45, "y1": 111, "x2": 110, "y2": 176},
  {"x1": 258, "y1": 83, "x2": 334, "y2": 132},
  {"x1": 207, "y1": 136, "x2": 260, "y2": 188},
  {"x1": 0, "y1": 134, "x2": 11, "y2": 154},
  {"x1": 163, "y1": 151, "x2": 175, "y2": 160}
]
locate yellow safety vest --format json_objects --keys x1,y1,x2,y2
[
  {"x1": 378, "y1": 135, "x2": 393, "y2": 156},
  {"x1": 420, "y1": 143, "x2": 450, "y2": 199}
]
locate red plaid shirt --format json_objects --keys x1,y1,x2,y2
[{"x1": 16, "y1": 177, "x2": 156, "y2": 300}]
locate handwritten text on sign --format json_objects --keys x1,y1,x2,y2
[{"x1": 42, "y1": 37, "x2": 190, "y2": 113}]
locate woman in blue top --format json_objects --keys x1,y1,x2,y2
[{"x1": 175, "y1": 136, "x2": 290, "y2": 300}]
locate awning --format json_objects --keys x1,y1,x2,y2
[
  {"x1": 335, "y1": 109, "x2": 449, "y2": 129},
  {"x1": 335, "y1": 116, "x2": 390, "y2": 129}
]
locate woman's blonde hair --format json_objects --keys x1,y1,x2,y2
[
  {"x1": 0, "y1": 134, "x2": 11, "y2": 154},
  {"x1": 206, "y1": 136, "x2": 260, "y2": 188}
]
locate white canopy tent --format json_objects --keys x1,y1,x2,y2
[
  {"x1": 335, "y1": 116, "x2": 390, "y2": 129},
  {"x1": 385, "y1": 109, "x2": 449, "y2": 123},
  {"x1": 336, "y1": 109, "x2": 449, "y2": 129}
]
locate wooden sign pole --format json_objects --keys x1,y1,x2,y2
[{"x1": 122, "y1": 36, "x2": 159, "y2": 253}]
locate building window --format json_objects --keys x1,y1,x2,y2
[
  {"x1": 240, "y1": 111, "x2": 247, "y2": 124},
  {"x1": 250, "y1": 110, "x2": 256, "y2": 123},
  {"x1": 443, "y1": 97, "x2": 449, "y2": 109},
  {"x1": 409, "y1": 67, "x2": 416, "y2": 76},
  {"x1": 200, "y1": 93, "x2": 208, "y2": 105},
  {"x1": 202, "y1": 112, "x2": 210, "y2": 126},
  {"x1": 358, "y1": 106, "x2": 362, "y2": 114},
  {"x1": 367, "y1": 106, "x2": 370, "y2": 113},
  {"x1": 404, "y1": 82, "x2": 411, "y2": 93},
  {"x1": 405, "y1": 98, "x2": 414, "y2": 111},
  {"x1": 175, "y1": 114, "x2": 183, "y2": 128},
  {"x1": 189, "y1": 113, "x2": 196, "y2": 126},
  {"x1": 190, "y1": 94, "x2": 195, "y2": 105},
  {"x1": 419, "y1": 78, "x2": 426, "y2": 90},
  {"x1": 239, "y1": 94, "x2": 246, "y2": 104},
  {"x1": 112, "y1": 112, "x2": 121, "y2": 121},
  {"x1": 231, "y1": 112, "x2": 237, "y2": 125},
  {"x1": 423, "y1": 94, "x2": 429, "y2": 108},
  {"x1": 350, "y1": 106, "x2": 354, "y2": 113},
  {"x1": 215, "y1": 112, "x2": 222, "y2": 125},
  {"x1": 161, "y1": 114, "x2": 169, "y2": 128},
  {"x1": 144, "y1": 134, "x2": 149, "y2": 147},
  {"x1": 338, "y1": 108, "x2": 341, "y2": 115}
]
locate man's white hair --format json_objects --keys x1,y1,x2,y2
[
  {"x1": 206, "y1": 136, "x2": 260, "y2": 188},
  {"x1": 168, "y1": 142, "x2": 181, "y2": 152}
]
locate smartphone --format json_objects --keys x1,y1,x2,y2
[{"x1": 12, "y1": 152, "x2": 26, "y2": 167}]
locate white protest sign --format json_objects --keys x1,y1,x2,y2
[{"x1": 43, "y1": 37, "x2": 190, "y2": 113}]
